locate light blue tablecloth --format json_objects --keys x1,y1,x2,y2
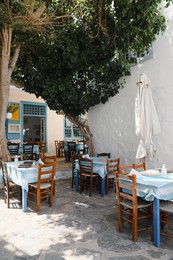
[
  {"x1": 75, "y1": 157, "x2": 107, "y2": 196},
  {"x1": 6, "y1": 161, "x2": 38, "y2": 191},
  {"x1": 1, "y1": 161, "x2": 53, "y2": 212},
  {"x1": 1, "y1": 161, "x2": 38, "y2": 211},
  {"x1": 135, "y1": 173, "x2": 173, "y2": 201},
  {"x1": 123, "y1": 171, "x2": 173, "y2": 247}
]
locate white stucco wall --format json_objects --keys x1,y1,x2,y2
[
  {"x1": 9, "y1": 86, "x2": 64, "y2": 154},
  {"x1": 88, "y1": 6, "x2": 173, "y2": 169}
]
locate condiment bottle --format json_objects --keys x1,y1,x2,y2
[
  {"x1": 14, "y1": 155, "x2": 18, "y2": 163},
  {"x1": 161, "y1": 164, "x2": 167, "y2": 174}
]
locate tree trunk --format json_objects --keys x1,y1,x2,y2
[
  {"x1": 0, "y1": 3, "x2": 47, "y2": 162},
  {"x1": 0, "y1": 25, "x2": 20, "y2": 161},
  {"x1": 67, "y1": 115, "x2": 94, "y2": 156}
]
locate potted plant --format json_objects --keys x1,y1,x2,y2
[{"x1": 7, "y1": 104, "x2": 19, "y2": 119}]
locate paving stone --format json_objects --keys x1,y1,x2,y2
[
  {"x1": 108, "y1": 256, "x2": 149, "y2": 260},
  {"x1": 1, "y1": 175, "x2": 173, "y2": 260},
  {"x1": 38, "y1": 251, "x2": 64, "y2": 260},
  {"x1": 97, "y1": 231, "x2": 141, "y2": 253},
  {"x1": 74, "y1": 247, "x2": 102, "y2": 259}
]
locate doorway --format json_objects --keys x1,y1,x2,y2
[
  {"x1": 23, "y1": 116, "x2": 45, "y2": 142},
  {"x1": 22, "y1": 102, "x2": 47, "y2": 143}
]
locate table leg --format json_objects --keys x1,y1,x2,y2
[
  {"x1": 22, "y1": 188, "x2": 28, "y2": 212},
  {"x1": 153, "y1": 198, "x2": 160, "y2": 247},
  {"x1": 76, "y1": 170, "x2": 79, "y2": 192},
  {"x1": 101, "y1": 177, "x2": 105, "y2": 197}
]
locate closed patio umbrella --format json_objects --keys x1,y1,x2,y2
[{"x1": 135, "y1": 74, "x2": 160, "y2": 161}]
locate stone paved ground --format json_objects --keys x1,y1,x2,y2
[{"x1": 0, "y1": 169, "x2": 173, "y2": 259}]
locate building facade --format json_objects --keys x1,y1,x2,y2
[
  {"x1": 88, "y1": 5, "x2": 173, "y2": 169},
  {"x1": 8, "y1": 86, "x2": 64, "y2": 154}
]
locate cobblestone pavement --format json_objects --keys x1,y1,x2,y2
[{"x1": 0, "y1": 175, "x2": 173, "y2": 259}]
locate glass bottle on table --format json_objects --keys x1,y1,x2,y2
[
  {"x1": 35, "y1": 146, "x2": 39, "y2": 162},
  {"x1": 14, "y1": 155, "x2": 18, "y2": 163},
  {"x1": 161, "y1": 164, "x2": 167, "y2": 174}
]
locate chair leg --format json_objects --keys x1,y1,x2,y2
[
  {"x1": 72, "y1": 172, "x2": 74, "y2": 188},
  {"x1": 80, "y1": 175, "x2": 83, "y2": 194},
  {"x1": 89, "y1": 177, "x2": 93, "y2": 197},
  {"x1": 7, "y1": 195, "x2": 10, "y2": 208},
  {"x1": 37, "y1": 189, "x2": 41, "y2": 211},
  {"x1": 106, "y1": 176, "x2": 108, "y2": 195},
  {"x1": 133, "y1": 209, "x2": 138, "y2": 241},
  {"x1": 53, "y1": 180, "x2": 55, "y2": 195},
  {"x1": 49, "y1": 188, "x2": 53, "y2": 207},
  {"x1": 118, "y1": 204, "x2": 123, "y2": 232}
]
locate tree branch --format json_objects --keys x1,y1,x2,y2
[{"x1": 8, "y1": 44, "x2": 20, "y2": 78}]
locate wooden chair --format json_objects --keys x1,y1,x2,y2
[
  {"x1": 160, "y1": 200, "x2": 173, "y2": 238},
  {"x1": 43, "y1": 155, "x2": 57, "y2": 195},
  {"x1": 106, "y1": 158, "x2": 120, "y2": 194},
  {"x1": 71, "y1": 153, "x2": 82, "y2": 188},
  {"x1": 1, "y1": 161, "x2": 22, "y2": 208},
  {"x1": 7, "y1": 143, "x2": 22, "y2": 161},
  {"x1": 23, "y1": 144, "x2": 34, "y2": 160},
  {"x1": 67, "y1": 142, "x2": 77, "y2": 162},
  {"x1": 76, "y1": 140, "x2": 84, "y2": 154},
  {"x1": 27, "y1": 163, "x2": 56, "y2": 211},
  {"x1": 10, "y1": 154, "x2": 23, "y2": 162},
  {"x1": 133, "y1": 162, "x2": 146, "y2": 171},
  {"x1": 38, "y1": 141, "x2": 46, "y2": 160},
  {"x1": 7, "y1": 143, "x2": 19, "y2": 155},
  {"x1": 79, "y1": 158, "x2": 99, "y2": 197},
  {"x1": 119, "y1": 164, "x2": 134, "y2": 174},
  {"x1": 115, "y1": 172, "x2": 153, "y2": 241},
  {"x1": 55, "y1": 140, "x2": 59, "y2": 157},
  {"x1": 97, "y1": 153, "x2": 111, "y2": 158},
  {"x1": 55, "y1": 140, "x2": 64, "y2": 157},
  {"x1": 28, "y1": 141, "x2": 46, "y2": 160}
]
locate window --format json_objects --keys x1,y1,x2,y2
[
  {"x1": 23, "y1": 103, "x2": 46, "y2": 116},
  {"x1": 64, "y1": 117, "x2": 83, "y2": 140},
  {"x1": 125, "y1": 46, "x2": 153, "y2": 64}
]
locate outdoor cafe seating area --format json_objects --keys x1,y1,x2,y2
[
  {"x1": 7, "y1": 140, "x2": 46, "y2": 161},
  {"x1": 0, "y1": 143, "x2": 173, "y2": 249},
  {"x1": 54, "y1": 139, "x2": 88, "y2": 162}
]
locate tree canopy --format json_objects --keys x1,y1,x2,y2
[
  {"x1": 12, "y1": 0, "x2": 173, "y2": 117},
  {"x1": 0, "y1": 0, "x2": 173, "y2": 159}
]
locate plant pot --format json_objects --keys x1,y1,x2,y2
[{"x1": 7, "y1": 112, "x2": 12, "y2": 119}]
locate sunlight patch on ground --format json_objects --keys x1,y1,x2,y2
[
  {"x1": 73, "y1": 202, "x2": 90, "y2": 208},
  {"x1": 1, "y1": 210, "x2": 92, "y2": 256}
]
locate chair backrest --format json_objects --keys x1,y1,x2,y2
[
  {"x1": 38, "y1": 141, "x2": 46, "y2": 160},
  {"x1": 23, "y1": 144, "x2": 34, "y2": 154},
  {"x1": 76, "y1": 140, "x2": 84, "y2": 153},
  {"x1": 68, "y1": 142, "x2": 76, "y2": 151},
  {"x1": 79, "y1": 158, "x2": 93, "y2": 175},
  {"x1": 97, "y1": 153, "x2": 111, "y2": 158},
  {"x1": 107, "y1": 158, "x2": 120, "y2": 174},
  {"x1": 43, "y1": 155, "x2": 56, "y2": 164},
  {"x1": 54, "y1": 140, "x2": 59, "y2": 149},
  {"x1": 58, "y1": 141, "x2": 64, "y2": 149},
  {"x1": 119, "y1": 164, "x2": 134, "y2": 174},
  {"x1": 115, "y1": 172, "x2": 137, "y2": 208},
  {"x1": 7, "y1": 143, "x2": 19, "y2": 155},
  {"x1": 72, "y1": 153, "x2": 82, "y2": 171},
  {"x1": 37, "y1": 163, "x2": 56, "y2": 187},
  {"x1": 133, "y1": 162, "x2": 146, "y2": 171},
  {"x1": 1, "y1": 161, "x2": 9, "y2": 192}
]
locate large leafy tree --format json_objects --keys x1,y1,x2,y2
[
  {"x1": 0, "y1": 0, "x2": 97, "y2": 160},
  {"x1": 12, "y1": 0, "x2": 173, "y2": 154},
  {"x1": 0, "y1": 0, "x2": 173, "y2": 159}
]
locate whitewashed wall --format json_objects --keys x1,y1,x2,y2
[
  {"x1": 88, "y1": 6, "x2": 173, "y2": 169},
  {"x1": 9, "y1": 86, "x2": 64, "y2": 154}
]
